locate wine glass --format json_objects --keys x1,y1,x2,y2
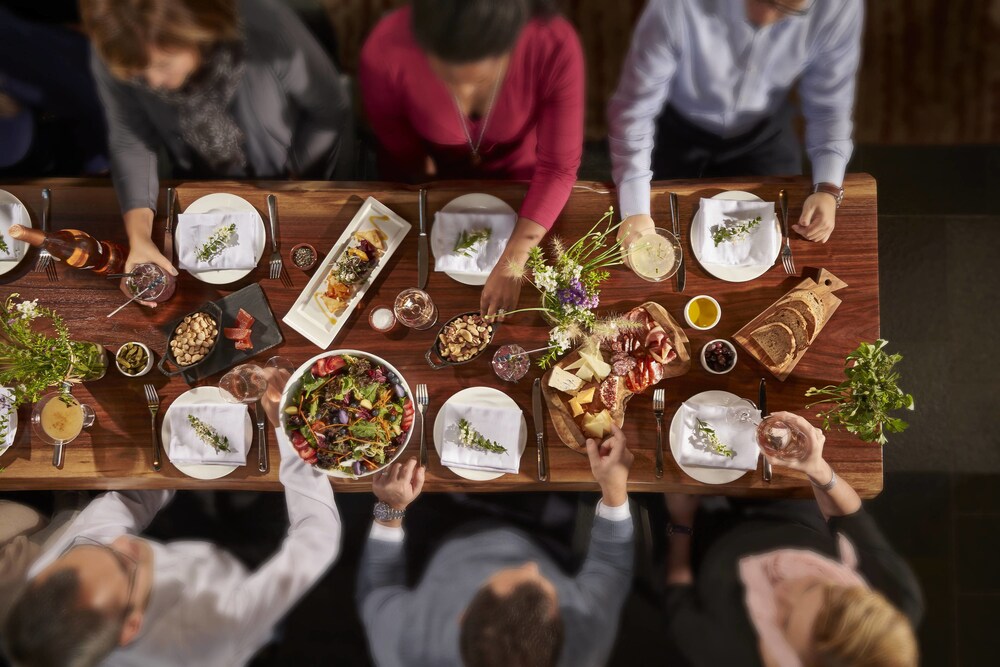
[
  {"x1": 393, "y1": 288, "x2": 438, "y2": 330},
  {"x1": 219, "y1": 364, "x2": 267, "y2": 404},
  {"x1": 725, "y1": 399, "x2": 809, "y2": 461}
]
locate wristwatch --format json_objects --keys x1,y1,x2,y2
[
  {"x1": 373, "y1": 501, "x2": 406, "y2": 522},
  {"x1": 812, "y1": 182, "x2": 845, "y2": 208},
  {"x1": 666, "y1": 523, "x2": 693, "y2": 537}
]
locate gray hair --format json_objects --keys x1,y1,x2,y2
[{"x1": 2, "y1": 569, "x2": 122, "y2": 667}]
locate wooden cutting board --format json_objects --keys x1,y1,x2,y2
[
  {"x1": 733, "y1": 268, "x2": 847, "y2": 380},
  {"x1": 541, "y1": 301, "x2": 691, "y2": 452}
]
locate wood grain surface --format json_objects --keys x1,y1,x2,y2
[{"x1": 0, "y1": 175, "x2": 883, "y2": 497}]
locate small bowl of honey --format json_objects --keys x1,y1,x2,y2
[{"x1": 684, "y1": 295, "x2": 721, "y2": 330}]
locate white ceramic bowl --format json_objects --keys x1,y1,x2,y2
[
  {"x1": 115, "y1": 342, "x2": 153, "y2": 377},
  {"x1": 701, "y1": 339, "x2": 738, "y2": 375},
  {"x1": 278, "y1": 350, "x2": 413, "y2": 479},
  {"x1": 684, "y1": 295, "x2": 722, "y2": 330}
]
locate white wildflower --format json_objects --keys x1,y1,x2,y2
[{"x1": 15, "y1": 300, "x2": 40, "y2": 320}]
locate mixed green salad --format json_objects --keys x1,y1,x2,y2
[{"x1": 284, "y1": 354, "x2": 413, "y2": 476}]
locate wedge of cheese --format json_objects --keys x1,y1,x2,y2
[
  {"x1": 575, "y1": 365, "x2": 594, "y2": 382},
  {"x1": 575, "y1": 387, "x2": 595, "y2": 405},
  {"x1": 549, "y1": 366, "x2": 585, "y2": 393},
  {"x1": 581, "y1": 409, "x2": 613, "y2": 438},
  {"x1": 568, "y1": 397, "x2": 585, "y2": 417},
  {"x1": 579, "y1": 350, "x2": 612, "y2": 381},
  {"x1": 563, "y1": 357, "x2": 587, "y2": 371}
]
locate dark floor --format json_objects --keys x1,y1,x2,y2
[{"x1": 2, "y1": 143, "x2": 998, "y2": 666}]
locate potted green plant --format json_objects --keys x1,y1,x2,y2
[{"x1": 805, "y1": 339, "x2": 915, "y2": 445}]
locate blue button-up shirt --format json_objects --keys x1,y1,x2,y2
[{"x1": 608, "y1": 0, "x2": 863, "y2": 218}]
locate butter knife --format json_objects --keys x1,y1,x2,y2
[
  {"x1": 255, "y1": 400, "x2": 268, "y2": 474},
  {"x1": 164, "y1": 187, "x2": 175, "y2": 263},
  {"x1": 417, "y1": 188, "x2": 429, "y2": 290},
  {"x1": 532, "y1": 378, "x2": 548, "y2": 482},
  {"x1": 759, "y1": 378, "x2": 772, "y2": 482},
  {"x1": 669, "y1": 192, "x2": 685, "y2": 293}
]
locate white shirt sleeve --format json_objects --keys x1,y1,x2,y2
[
  {"x1": 369, "y1": 521, "x2": 405, "y2": 543},
  {"x1": 596, "y1": 499, "x2": 632, "y2": 522},
  {"x1": 607, "y1": 0, "x2": 679, "y2": 219}
]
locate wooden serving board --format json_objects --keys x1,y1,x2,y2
[
  {"x1": 542, "y1": 302, "x2": 691, "y2": 452},
  {"x1": 733, "y1": 268, "x2": 847, "y2": 380}
]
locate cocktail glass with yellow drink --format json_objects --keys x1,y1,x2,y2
[
  {"x1": 623, "y1": 227, "x2": 682, "y2": 282},
  {"x1": 31, "y1": 392, "x2": 96, "y2": 467}
]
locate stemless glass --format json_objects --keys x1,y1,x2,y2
[
  {"x1": 726, "y1": 399, "x2": 809, "y2": 461},
  {"x1": 492, "y1": 344, "x2": 530, "y2": 383},
  {"x1": 125, "y1": 263, "x2": 177, "y2": 303},
  {"x1": 394, "y1": 288, "x2": 438, "y2": 330},
  {"x1": 622, "y1": 228, "x2": 682, "y2": 282},
  {"x1": 219, "y1": 364, "x2": 268, "y2": 404}
]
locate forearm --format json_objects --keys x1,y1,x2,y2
[
  {"x1": 500, "y1": 218, "x2": 547, "y2": 269},
  {"x1": 805, "y1": 459, "x2": 861, "y2": 519},
  {"x1": 666, "y1": 533, "x2": 693, "y2": 585},
  {"x1": 124, "y1": 207, "x2": 155, "y2": 245}
]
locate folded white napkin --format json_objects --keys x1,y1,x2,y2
[
  {"x1": 176, "y1": 212, "x2": 260, "y2": 273},
  {"x1": 439, "y1": 401, "x2": 522, "y2": 474},
  {"x1": 434, "y1": 211, "x2": 516, "y2": 275},
  {"x1": 697, "y1": 198, "x2": 778, "y2": 267},
  {"x1": 0, "y1": 203, "x2": 25, "y2": 260},
  {"x1": 677, "y1": 401, "x2": 760, "y2": 471},
  {"x1": 167, "y1": 403, "x2": 248, "y2": 466}
]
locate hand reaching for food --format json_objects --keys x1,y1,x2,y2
[
  {"x1": 373, "y1": 458, "x2": 425, "y2": 512},
  {"x1": 586, "y1": 423, "x2": 633, "y2": 507}
]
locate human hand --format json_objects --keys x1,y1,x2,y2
[
  {"x1": 120, "y1": 238, "x2": 177, "y2": 308},
  {"x1": 764, "y1": 411, "x2": 828, "y2": 479},
  {"x1": 480, "y1": 262, "x2": 522, "y2": 321},
  {"x1": 618, "y1": 213, "x2": 655, "y2": 252},
  {"x1": 372, "y1": 458, "x2": 425, "y2": 511},
  {"x1": 664, "y1": 493, "x2": 699, "y2": 526},
  {"x1": 792, "y1": 193, "x2": 836, "y2": 243},
  {"x1": 586, "y1": 423, "x2": 634, "y2": 507}
]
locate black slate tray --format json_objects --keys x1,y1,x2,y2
[{"x1": 163, "y1": 283, "x2": 283, "y2": 384}]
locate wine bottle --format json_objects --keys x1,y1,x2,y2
[{"x1": 8, "y1": 225, "x2": 126, "y2": 275}]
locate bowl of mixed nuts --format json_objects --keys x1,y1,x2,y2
[
  {"x1": 115, "y1": 342, "x2": 153, "y2": 377},
  {"x1": 158, "y1": 302, "x2": 223, "y2": 376},
  {"x1": 425, "y1": 312, "x2": 497, "y2": 369}
]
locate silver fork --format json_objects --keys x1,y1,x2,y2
[
  {"x1": 778, "y1": 189, "x2": 795, "y2": 275},
  {"x1": 416, "y1": 384, "x2": 429, "y2": 468},
  {"x1": 266, "y1": 194, "x2": 285, "y2": 282},
  {"x1": 653, "y1": 389, "x2": 665, "y2": 479},
  {"x1": 34, "y1": 188, "x2": 57, "y2": 280},
  {"x1": 143, "y1": 384, "x2": 162, "y2": 471}
]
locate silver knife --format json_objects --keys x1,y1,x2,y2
[
  {"x1": 164, "y1": 187, "x2": 175, "y2": 264},
  {"x1": 779, "y1": 189, "x2": 790, "y2": 239},
  {"x1": 255, "y1": 400, "x2": 268, "y2": 474},
  {"x1": 669, "y1": 192, "x2": 685, "y2": 293},
  {"x1": 417, "y1": 188, "x2": 429, "y2": 290},
  {"x1": 532, "y1": 378, "x2": 548, "y2": 482},
  {"x1": 759, "y1": 378, "x2": 772, "y2": 482}
]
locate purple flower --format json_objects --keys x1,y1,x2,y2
[{"x1": 556, "y1": 279, "x2": 598, "y2": 310}]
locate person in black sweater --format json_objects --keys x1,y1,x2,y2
[{"x1": 662, "y1": 411, "x2": 922, "y2": 667}]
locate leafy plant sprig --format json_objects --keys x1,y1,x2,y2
[
  {"x1": 0, "y1": 234, "x2": 9, "y2": 255},
  {"x1": 696, "y1": 419, "x2": 735, "y2": 458},
  {"x1": 454, "y1": 228, "x2": 491, "y2": 257},
  {"x1": 187, "y1": 414, "x2": 231, "y2": 453},
  {"x1": 195, "y1": 223, "x2": 236, "y2": 263},
  {"x1": 457, "y1": 418, "x2": 507, "y2": 454},
  {"x1": 804, "y1": 339, "x2": 914, "y2": 445},
  {"x1": 711, "y1": 216, "x2": 762, "y2": 247}
]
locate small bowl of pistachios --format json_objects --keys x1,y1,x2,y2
[
  {"x1": 426, "y1": 312, "x2": 497, "y2": 369},
  {"x1": 115, "y1": 342, "x2": 153, "y2": 377}
]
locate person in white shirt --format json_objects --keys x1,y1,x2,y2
[
  {"x1": 356, "y1": 425, "x2": 635, "y2": 667},
  {"x1": 609, "y1": 0, "x2": 863, "y2": 245},
  {"x1": 1, "y1": 422, "x2": 341, "y2": 667}
]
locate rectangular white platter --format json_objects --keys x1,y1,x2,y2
[{"x1": 282, "y1": 196, "x2": 411, "y2": 349}]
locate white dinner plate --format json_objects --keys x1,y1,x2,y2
[
  {"x1": 161, "y1": 386, "x2": 252, "y2": 480},
  {"x1": 433, "y1": 386, "x2": 527, "y2": 481},
  {"x1": 430, "y1": 193, "x2": 516, "y2": 286},
  {"x1": 669, "y1": 389, "x2": 754, "y2": 485},
  {"x1": 0, "y1": 387, "x2": 18, "y2": 458},
  {"x1": 180, "y1": 193, "x2": 266, "y2": 285},
  {"x1": 0, "y1": 189, "x2": 33, "y2": 276},
  {"x1": 689, "y1": 190, "x2": 780, "y2": 283}
]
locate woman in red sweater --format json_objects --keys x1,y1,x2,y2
[{"x1": 360, "y1": 0, "x2": 584, "y2": 318}]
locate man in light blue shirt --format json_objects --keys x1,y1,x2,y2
[{"x1": 609, "y1": 0, "x2": 863, "y2": 245}]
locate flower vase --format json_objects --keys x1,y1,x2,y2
[
  {"x1": 540, "y1": 293, "x2": 559, "y2": 326},
  {"x1": 68, "y1": 342, "x2": 108, "y2": 382}
]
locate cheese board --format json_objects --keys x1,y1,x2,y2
[
  {"x1": 733, "y1": 268, "x2": 847, "y2": 380},
  {"x1": 541, "y1": 302, "x2": 691, "y2": 452}
]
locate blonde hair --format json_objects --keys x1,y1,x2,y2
[
  {"x1": 80, "y1": 0, "x2": 240, "y2": 79},
  {"x1": 812, "y1": 585, "x2": 918, "y2": 667}
]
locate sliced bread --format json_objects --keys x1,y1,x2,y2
[
  {"x1": 778, "y1": 299, "x2": 818, "y2": 342},
  {"x1": 783, "y1": 290, "x2": 826, "y2": 331},
  {"x1": 749, "y1": 322, "x2": 796, "y2": 368},
  {"x1": 767, "y1": 306, "x2": 810, "y2": 351}
]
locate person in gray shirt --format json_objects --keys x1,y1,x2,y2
[
  {"x1": 357, "y1": 424, "x2": 635, "y2": 667},
  {"x1": 79, "y1": 0, "x2": 351, "y2": 304}
]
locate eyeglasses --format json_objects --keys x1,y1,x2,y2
[
  {"x1": 60, "y1": 536, "x2": 139, "y2": 620},
  {"x1": 755, "y1": 0, "x2": 814, "y2": 17}
]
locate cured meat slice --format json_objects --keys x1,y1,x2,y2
[
  {"x1": 224, "y1": 327, "x2": 251, "y2": 341},
  {"x1": 236, "y1": 308, "x2": 255, "y2": 329},
  {"x1": 610, "y1": 351, "x2": 636, "y2": 377}
]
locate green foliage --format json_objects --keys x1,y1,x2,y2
[
  {"x1": 195, "y1": 223, "x2": 236, "y2": 263},
  {"x1": 457, "y1": 418, "x2": 507, "y2": 454},
  {"x1": 187, "y1": 414, "x2": 231, "y2": 453},
  {"x1": 711, "y1": 216, "x2": 762, "y2": 247},
  {"x1": 695, "y1": 419, "x2": 735, "y2": 458}
]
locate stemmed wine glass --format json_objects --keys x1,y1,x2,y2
[{"x1": 726, "y1": 398, "x2": 809, "y2": 461}]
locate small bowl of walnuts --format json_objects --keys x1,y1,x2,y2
[
  {"x1": 158, "y1": 302, "x2": 222, "y2": 376},
  {"x1": 425, "y1": 312, "x2": 497, "y2": 369}
]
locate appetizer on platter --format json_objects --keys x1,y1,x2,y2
[{"x1": 318, "y1": 226, "x2": 386, "y2": 316}]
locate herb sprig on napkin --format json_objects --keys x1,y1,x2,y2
[
  {"x1": 187, "y1": 414, "x2": 231, "y2": 453},
  {"x1": 711, "y1": 216, "x2": 762, "y2": 247},
  {"x1": 454, "y1": 228, "x2": 491, "y2": 258},
  {"x1": 457, "y1": 418, "x2": 507, "y2": 454},
  {"x1": 0, "y1": 234, "x2": 9, "y2": 255},
  {"x1": 696, "y1": 419, "x2": 735, "y2": 458},
  {"x1": 195, "y1": 223, "x2": 236, "y2": 263}
]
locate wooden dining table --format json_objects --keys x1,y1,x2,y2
[{"x1": 0, "y1": 174, "x2": 881, "y2": 497}]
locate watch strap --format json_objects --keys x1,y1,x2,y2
[
  {"x1": 373, "y1": 501, "x2": 406, "y2": 521},
  {"x1": 813, "y1": 182, "x2": 845, "y2": 208},
  {"x1": 666, "y1": 522, "x2": 693, "y2": 536}
]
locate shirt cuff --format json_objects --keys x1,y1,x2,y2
[
  {"x1": 617, "y1": 177, "x2": 652, "y2": 219},
  {"x1": 810, "y1": 154, "x2": 848, "y2": 189},
  {"x1": 596, "y1": 499, "x2": 632, "y2": 522},
  {"x1": 369, "y1": 521, "x2": 405, "y2": 543}
]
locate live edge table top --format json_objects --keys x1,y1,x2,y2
[{"x1": 0, "y1": 175, "x2": 881, "y2": 497}]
